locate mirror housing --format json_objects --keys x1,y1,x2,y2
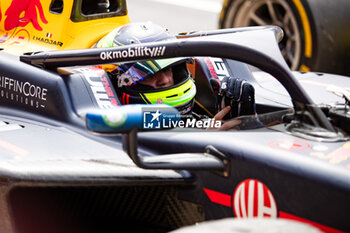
[
  {"x1": 86, "y1": 104, "x2": 180, "y2": 133},
  {"x1": 86, "y1": 104, "x2": 228, "y2": 173}
]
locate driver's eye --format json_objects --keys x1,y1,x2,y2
[{"x1": 164, "y1": 67, "x2": 171, "y2": 72}]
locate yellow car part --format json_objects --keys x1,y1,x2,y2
[{"x1": 0, "y1": 0, "x2": 130, "y2": 55}]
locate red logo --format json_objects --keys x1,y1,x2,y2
[
  {"x1": 310, "y1": 142, "x2": 350, "y2": 165},
  {"x1": 268, "y1": 139, "x2": 310, "y2": 152},
  {"x1": 204, "y1": 179, "x2": 277, "y2": 218},
  {"x1": 3, "y1": 0, "x2": 48, "y2": 31},
  {"x1": 8, "y1": 29, "x2": 30, "y2": 45},
  {"x1": 233, "y1": 179, "x2": 277, "y2": 218},
  {"x1": 204, "y1": 58, "x2": 218, "y2": 78},
  {"x1": 204, "y1": 179, "x2": 343, "y2": 232}
]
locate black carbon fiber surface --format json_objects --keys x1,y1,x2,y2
[{"x1": 9, "y1": 185, "x2": 204, "y2": 233}]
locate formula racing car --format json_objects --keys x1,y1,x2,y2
[{"x1": 0, "y1": 24, "x2": 350, "y2": 233}]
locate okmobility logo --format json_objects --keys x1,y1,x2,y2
[
  {"x1": 143, "y1": 108, "x2": 222, "y2": 129},
  {"x1": 100, "y1": 46, "x2": 166, "y2": 61}
]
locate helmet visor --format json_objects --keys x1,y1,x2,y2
[
  {"x1": 117, "y1": 57, "x2": 186, "y2": 87},
  {"x1": 142, "y1": 78, "x2": 196, "y2": 107}
]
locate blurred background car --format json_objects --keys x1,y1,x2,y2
[
  {"x1": 219, "y1": 0, "x2": 350, "y2": 76},
  {"x1": 127, "y1": 0, "x2": 223, "y2": 34},
  {"x1": 0, "y1": 0, "x2": 130, "y2": 54}
]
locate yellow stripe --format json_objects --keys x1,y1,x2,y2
[
  {"x1": 145, "y1": 60, "x2": 158, "y2": 71},
  {"x1": 194, "y1": 99, "x2": 214, "y2": 117},
  {"x1": 140, "y1": 93, "x2": 150, "y2": 103},
  {"x1": 299, "y1": 64, "x2": 310, "y2": 72},
  {"x1": 293, "y1": 0, "x2": 312, "y2": 58},
  {"x1": 219, "y1": 0, "x2": 230, "y2": 22}
]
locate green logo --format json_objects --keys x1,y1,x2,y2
[{"x1": 102, "y1": 112, "x2": 126, "y2": 127}]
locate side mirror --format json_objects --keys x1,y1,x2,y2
[
  {"x1": 86, "y1": 104, "x2": 228, "y2": 172},
  {"x1": 86, "y1": 104, "x2": 180, "y2": 133}
]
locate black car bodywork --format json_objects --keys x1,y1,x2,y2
[{"x1": 0, "y1": 26, "x2": 349, "y2": 233}]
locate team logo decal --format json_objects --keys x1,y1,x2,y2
[
  {"x1": 2, "y1": 0, "x2": 48, "y2": 31},
  {"x1": 0, "y1": 29, "x2": 31, "y2": 45},
  {"x1": 77, "y1": 67, "x2": 119, "y2": 108},
  {"x1": 10, "y1": 29, "x2": 30, "y2": 45},
  {"x1": 233, "y1": 179, "x2": 277, "y2": 218},
  {"x1": 204, "y1": 179, "x2": 277, "y2": 218},
  {"x1": 204, "y1": 57, "x2": 230, "y2": 80},
  {"x1": 32, "y1": 36, "x2": 63, "y2": 47},
  {"x1": 311, "y1": 142, "x2": 350, "y2": 164},
  {"x1": 268, "y1": 139, "x2": 310, "y2": 152},
  {"x1": 0, "y1": 75, "x2": 48, "y2": 109},
  {"x1": 204, "y1": 179, "x2": 342, "y2": 232}
]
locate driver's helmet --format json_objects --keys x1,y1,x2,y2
[{"x1": 95, "y1": 22, "x2": 196, "y2": 115}]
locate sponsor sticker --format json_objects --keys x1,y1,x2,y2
[
  {"x1": 268, "y1": 139, "x2": 310, "y2": 152},
  {"x1": 32, "y1": 36, "x2": 63, "y2": 47},
  {"x1": 204, "y1": 180, "x2": 343, "y2": 232},
  {"x1": 100, "y1": 46, "x2": 166, "y2": 60},
  {"x1": 102, "y1": 112, "x2": 126, "y2": 127},
  {"x1": 0, "y1": 75, "x2": 48, "y2": 108},
  {"x1": 310, "y1": 142, "x2": 350, "y2": 164},
  {"x1": 0, "y1": 29, "x2": 30, "y2": 45},
  {"x1": 233, "y1": 179, "x2": 277, "y2": 218},
  {"x1": 204, "y1": 57, "x2": 230, "y2": 80},
  {"x1": 204, "y1": 179, "x2": 277, "y2": 218},
  {"x1": 78, "y1": 67, "x2": 119, "y2": 108}
]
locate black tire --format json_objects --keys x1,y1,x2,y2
[{"x1": 219, "y1": 0, "x2": 350, "y2": 76}]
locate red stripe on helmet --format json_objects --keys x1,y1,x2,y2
[{"x1": 122, "y1": 93, "x2": 126, "y2": 104}]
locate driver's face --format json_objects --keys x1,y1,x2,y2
[{"x1": 139, "y1": 68, "x2": 174, "y2": 89}]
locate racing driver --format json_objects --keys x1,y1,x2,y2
[{"x1": 95, "y1": 22, "x2": 258, "y2": 130}]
